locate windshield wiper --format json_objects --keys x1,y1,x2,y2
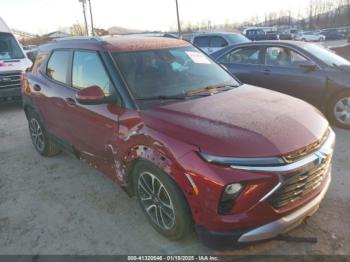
[
  {"x1": 186, "y1": 84, "x2": 238, "y2": 97},
  {"x1": 135, "y1": 95, "x2": 187, "y2": 101}
]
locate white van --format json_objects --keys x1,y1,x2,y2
[{"x1": 0, "y1": 17, "x2": 32, "y2": 103}]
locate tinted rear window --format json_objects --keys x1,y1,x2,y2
[
  {"x1": 46, "y1": 50, "x2": 71, "y2": 84},
  {"x1": 0, "y1": 32, "x2": 24, "y2": 60},
  {"x1": 210, "y1": 37, "x2": 228, "y2": 47},
  {"x1": 193, "y1": 36, "x2": 210, "y2": 47}
]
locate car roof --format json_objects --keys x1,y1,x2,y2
[
  {"x1": 225, "y1": 40, "x2": 308, "y2": 47},
  {"x1": 39, "y1": 36, "x2": 191, "y2": 53}
]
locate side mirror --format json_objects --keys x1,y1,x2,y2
[
  {"x1": 26, "y1": 51, "x2": 38, "y2": 63},
  {"x1": 76, "y1": 85, "x2": 106, "y2": 105},
  {"x1": 299, "y1": 61, "x2": 317, "y2": 72}
]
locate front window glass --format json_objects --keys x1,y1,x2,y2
[
  {"x1": 113, "y1": 46, "x2": 238, "y2": 105},
  {"x1": 301, "y1": 44, "x2": 350, "y2": 67},
  {"x1": 72, "y1": 51, "x2": 111, "y2": 95},
  {"x1": 265, "y1": 47, "x2": 308, "y2": 67},
  {"x1": 0, "y1": 33, "x2": 24, "y2": 60}
]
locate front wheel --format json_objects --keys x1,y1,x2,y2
[
  {"x1": 328, "y1": 91, "x2": 350, "y2": 129},
  {"x1": 134, "y1": 161, "x2": 192, "y2": 240}
]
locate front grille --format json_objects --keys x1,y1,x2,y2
[
  {"x1": 268, "y1": 158, "x2": 331, "y2": 209},
  {"x1": 0, "y1": 71, "x2": 22, "y2": 90},
  {"x1": 282, "y1": 129, "x2": 330, "y2": 163}
]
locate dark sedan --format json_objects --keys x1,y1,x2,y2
[
  {"x1": 321, "y1": 30, "x2": 344, "y2": 40},
  {"x1": 211, "y1": 41, "x2": 350, "y2": 128}
]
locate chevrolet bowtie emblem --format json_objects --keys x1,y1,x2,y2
[{"x1": 315, "y1": 150, "x2": 331, "y2": 165}]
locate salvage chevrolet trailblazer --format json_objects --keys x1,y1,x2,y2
[{"x1": 22, "y1": 36, "x2": 335, "y2": 246}]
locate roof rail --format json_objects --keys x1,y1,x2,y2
[{"x1": 52, "y1": 36, "x2": 103, "y2": 42}]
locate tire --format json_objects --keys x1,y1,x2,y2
[
  {"x1": 133, "y1": 160, "x2": 192, "y2": 240},
  {"x1": 28, "y1": 111, "x2": 61, "y2": 156},
  {"x1": 327, "y1": 90, "x2": 350, "y2": 129}
]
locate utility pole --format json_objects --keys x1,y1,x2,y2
[
  {"x1": 88, "y1": 0, "x2": 95, "y2": 36},
  {"x1": 175, "y1": 0, "x2": 182, "y2": 38},
  {"x1": 79, "y1": 0, "x2": 89, "y2": 36}
]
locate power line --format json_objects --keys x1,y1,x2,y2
[
  {"x1": 175, "y1": 0, "x2": 182, "y2": 38},
  {"x1": 79, "y1": 0, "x2": 89, "y2": 36},
  {"x1": 88, "y1": 0, "x2": 95, "y2": 36}
]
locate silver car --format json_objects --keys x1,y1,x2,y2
[{"x1": 183, "y1": 32, "x2": 249, "y2": 54}]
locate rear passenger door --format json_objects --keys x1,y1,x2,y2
[
  {"x1": 218, "y1": 46, "x2": 266, "y2": 87},
  {"x1": 36, "y1": 49, "x2": 73, "y2": 142}
]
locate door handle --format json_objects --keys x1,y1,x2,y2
[
  {"x1": 33, "y1": 84, "x2": 41, "y2": 91},
  {"x1": 65, "y1": 97, "x2": 76, "y2": 106}
]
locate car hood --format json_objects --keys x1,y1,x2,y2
[{"x1": 140, "y1": 85, "x2": 329, "y2": 157}]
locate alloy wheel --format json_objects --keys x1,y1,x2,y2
[
  {"x1": 29, "y1": 118, "x2": 45, "y2": 152},
  {"x1": 334, "y1": 96, "x2": 350, "y2": 125},
  {"x1": 137, "y1": 171, "x2": 176, "y2": 230}
]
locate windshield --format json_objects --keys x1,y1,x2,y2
[
  {"x1": 225, "y1": 33, "x2": 250, "y2": 44},
  {"x1": 113, "y1": 46, "x2": 239, "y2": 107},
  {"x1": 0, "y1": 32, "x2": 25, "y2": 60},
  {"x1": 301, "y1": 44, "x2": 350, "y2": 67}
]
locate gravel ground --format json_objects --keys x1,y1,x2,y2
[{"x1": 0, "y1": 103, "x2": 349, "y2": 255}]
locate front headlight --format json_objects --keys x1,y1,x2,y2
[{"x1": 198, "y1": 152, "x2": 284, "y2": 167}]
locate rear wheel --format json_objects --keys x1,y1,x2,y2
[
  {"x1": 134, "y1": 161, "x2": 192, "y2": 240},
  {"x1": 328, "y1": 91, "x2": 350, "y2": 129},
  {"x1": 28, "y1": 111, "x2": 61, "y2": 156}
]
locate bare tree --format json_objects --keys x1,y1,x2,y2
[{"x1": 70, "y1": 23, "x2": 85, "y2": 36}]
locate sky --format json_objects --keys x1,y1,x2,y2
[{"x1": 1, "y1": 0, "x2": 311, "y2": 34}]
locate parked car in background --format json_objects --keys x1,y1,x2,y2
[
  {"x1": 321, "y1": 29, "x2": 344, "y2": 40},
  {"x1": 212, "y1": 41, "x2": 350, "y2": 128},
  {"x1": 244, "y1": 29, "x2": 279, "y2": 41},
  {"x1": 23, "y1": 44, "x2": 38, "y2": 52},
  {"x1": 274, "y1": 31, "x2": 293, "y2": 40},
  {"x1": 22, "y1": 36, "x2": 334, "y2": 247},
  {"x1": 332, "y1": 43, "x2": 350, "y2": 60},
  {"x1": 0, "y1": 17, "x2": 32, "y2": 103},
  {"x1": 184, "y1": 32, "x2": 249, "y2": 54},
  {"x1": 295, "y1": 31, "x2": 326, "y2": 42}
]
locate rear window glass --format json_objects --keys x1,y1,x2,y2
[
  {"x1": 46, "y1": 50, "x2": 70, "y2": 84},
  {"x1": 0, "y1": 32, "x2": 24, "y2": 60},
  {"x1": 193, "y1": 36, "x2": 210, "y2": 47},
  {"x1": 210, "y1": 37, "x2": 228, "y2": 48}
]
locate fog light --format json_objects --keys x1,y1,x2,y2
[
  {"x1": 225, "y1": 183, "x2": 242, "y2": 195},
  {"x1": 219, "y1": 183, "x2": 244, "y2": 215}
]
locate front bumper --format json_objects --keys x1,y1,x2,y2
[
  {"x1": 196, "y1": 171, "x2": 331, "y2": 246},
  {"x1": 238, "y1": 171, "x2": 331, "y2": 242}
]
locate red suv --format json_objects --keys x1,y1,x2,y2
[{"x1": 22, "y1": 36, "x2": 335, "y2": 246}]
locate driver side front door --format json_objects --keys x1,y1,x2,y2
[
  {"x1": 258, "y1": 46, "x2": 328, "y2": 107},
  {"x1": 62, "y1": 50, "x2": 122, "y2": 179}
]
